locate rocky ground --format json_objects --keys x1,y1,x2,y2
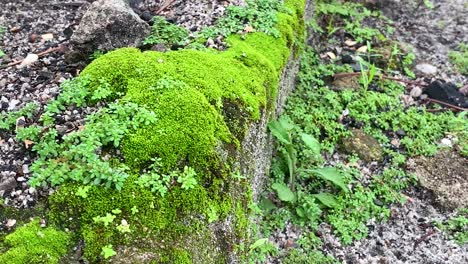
[
  {"x1": 0, "y1": 0, "x2": 467, "y2": 263},
  {"x1": 312, "y1": 0, "x2": 468, "y2": 263},
  {"x1": 379, "y1": 0, "x2": 467, "y2": 85},
  {"x1": 0, "y1": 0, "x2": 87, "y2": 208}
]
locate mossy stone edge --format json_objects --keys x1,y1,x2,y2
[{"x1": 2, "y1": 1, "x2": 308, "y2": 263}]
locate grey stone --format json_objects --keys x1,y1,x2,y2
[
  {"x1": 415, "y1": 63, "x2": 438, "y2": 76},
  {"x1": 70, "y1": 0, "x2": 150, "y2": 58},
  {"x1": 0, "y1": 177, "x2": 17, "y2": 194},
  {"x1": 341, "y1": 129, "x2": 384, "y2": 162},
  {"x1": 410, "y1": 86, "x2": 423, "y2": 98}
]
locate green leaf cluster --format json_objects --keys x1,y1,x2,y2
[
  {"x1": 268, "y1": 117, "x2": 349, "y2": 225},
  {"x1": 143, "y1": 16, "x2": 190, "y2": 48},
  {"x1": 136, "y1": 158, "x2": 198, "y2": 196},
  {"x1": 0, "y1": 102, "x2": 39, "y2": 130},
  {"x1": 143, "y1": 0, "x2": 284, "y2": 50},
  {"x1": 435, "y1": 208, "x2": 468, "y2": 245},
  {"x1": 315, "y1": 1, "x2": 383, "y2": 42},
  {"x1": 449, "y1": 43, "x2": 468, "y2": 75}
]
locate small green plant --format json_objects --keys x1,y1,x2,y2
[
  {"x1": 75, "y1": 186, "x2": 92, "y2": 198},
  {"x1": 199, "y1": 0, "x2": 282, "y2": 40},
  {"x1": 449, "y1": 43, "x2": 468, "y2": 75},
  {"x1": 143, "y1": 16, "x2": 190, "y2": 48},
  {"x1": 116, "y1": 219, "x2": 131, "y2": 233},
  {"x1": 101, "y1": 244, "x2": 117, "y2": 259},
  {"x1": 93, "y1": 213, "x2": 116, "y2": 227},
  {"x1": 0, "y1": 102, "x2": 40, "y2": 130},
  {"x1": 135, "y1": 158, "x2": 198, "y2": 196},
  {"x1": 89, "y1": 50, "x2": 104, "y2": 61},
  {"x1": 358, "y1": 58, "x2": 377, "y2": 90},
  {"x1": 435, "y1": 208, "x2": 468, "y2": 245},
  {"x1": 248, "y1": 238, "x2": 278, "y2": 263},
  {"x1": 130, "y1": 206, "x2": 139, "y2": 215},
  {"x1": 423, "y1": 0, "x2": 434, "y2": 9},
  {"x1": 268, "y1": 117, "x2": 349, "y2": 226},
  {"x1": 0, "y1": 26, "x2": 5, "y2": 57},
  {"x1": 26, "y1": 101, "x2": 157, "y2": 190},
  {"x1": 207, "y1": 205, "x2": 219, "y2": 223},
  {"x1": 316, "y1": 1, "x2": 382, "y2": 42}
]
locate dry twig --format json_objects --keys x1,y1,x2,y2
[
  {"x1": 155, "y1": 0, "x2": 177, "y2": 15},
  {"x1": 0, "y1": 45, "x2": 64, "y2": 70},
  {"x1": 425, "y1": 98, "x2": 468, "y2": 112}
]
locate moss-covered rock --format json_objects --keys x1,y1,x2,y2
[
  {"x1": 0, "y1": 219, "x2": 70, "y2": 264},
  {"x1": 48, "y1": 0, "x2": 307, "y2": 262}
]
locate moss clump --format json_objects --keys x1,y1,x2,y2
[
  {"x1": 49, "y1": 179, "x2": 232, "y2": 262},
  {"x1": 80, "y1": 10, "x2": 300, "y2": 170},
  {"x1": 159, "y1": 248, "x2": 193, "y2": 264},
  {"x1": 0, "y1": 219, "x2": 70, "y2": 264},
  {"x1": 123, "y1": 83, "x2": 232, "y2": 170},
  {"x1": 48, "y1": 0, "x2": 307, "y2": 261}
]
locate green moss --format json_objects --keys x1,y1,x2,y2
[
  {"x1": 123, "y1": 85, "x2": 231, "y2": 169},
  {"x1": 79, "y1": 0, "x2": 305, "y2": 170},
  {"x1": 49, "y1": 179, "x2": 232, "y2": 262},
  {"x1": 48, "y1": 0, "x2": 307, "y2": 261},
  {"x1": 0, "y1": 219, "x2": 70, "y2": 264},
  {"x1": 159, "y1": 248, "x2": 193, "y2": 264}
]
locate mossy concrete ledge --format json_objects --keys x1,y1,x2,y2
[{"x1": 49, "y1": 1, "x2": 309, "y2": 263}]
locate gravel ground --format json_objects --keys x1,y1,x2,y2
[
  {"x1": 323, "y1": 188, "x2": 468, "y2": 264},
  {"x1": 380, "y1": 0, "x2": 468, "y2": 84},
  {"x1": 316, "y1": 1, "x2": 468, "y2": 263},
  {"x1": 0, "y1": 0, "x2": 87, "y2": 208}
]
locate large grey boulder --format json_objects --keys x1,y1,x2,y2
[{"x1": 69, "y1": 0, "x2": 150, "y2": 58}]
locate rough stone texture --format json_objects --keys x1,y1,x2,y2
[
  {"x1": 407, "y1": 150, "x2": 468, "y2": 209},
  {"x1": 0, "y1": 177, "x2": 17, "y2": 196},
  {"x1": 332, "y1": 75, "x2": 361, "y2": 91},
  {"x1": 241, "y1": 0, "x2": 314, "y2": 201},
  {"x1": 341, "y1": 129, "x2": 384, "y2": 162},
  {"x1": 70, "y1": 0, "x2": 150, "y2": 57}
]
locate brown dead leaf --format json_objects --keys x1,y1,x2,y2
[
  {"x1": 391, "y1": 138, "x2": 400, "y2": 148},
  {"x1": 357, "y1": 46, "x2": 368, "y2": 53},
  {"x1": 326, "y1": 52, "x2": 337, "y2": 60},
  {"x1": 345, "y1": 39, "x2": 358, "y2": 46},
  {"x1": 24, "y1": 140, "x2": 34, "y2": 149}
]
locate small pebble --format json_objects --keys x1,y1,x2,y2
[
  {"x1": 415, "y1": 63, "x2": 437, "y2": 76},
  {"x1": 410, "y1": 87, "x2": 422, "y2": 98},
  {"x1": 6, "y1": 219, "x2": 17, "y2": 228}
]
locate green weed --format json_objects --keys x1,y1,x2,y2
[
  {"x1": 449, "y1": 43, "x2": 468, "y2": 75},
  {"x1": 435, "y1": 208, "x2": 468, "y2": 245},
  {"x1": 315, "y1": 1, "x2": 383, "y2": 42},
  {"x1": 143, "y1": 16, "x2": 190, "y2": 48}
]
